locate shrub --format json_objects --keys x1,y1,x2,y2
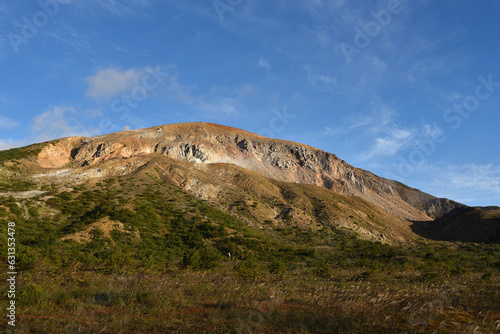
[
  {"x1": 313, "y1": 263, "x2": 331, "y2": 278},
  {"x1": 20, "y1": 284, "x2": 43, "y2": 305},
  {"x1": 235, "y1": 258, "x2": 261, "y2": 280},
  {"x1": 181, "y1": 246, "x2": 221, "y2": 269},
  {"x1": 181, "y1": 249, "x2": 202, "y2": 269},
  {"x1": 268, "y1": 259, "x2": 287, "y2": 275}
]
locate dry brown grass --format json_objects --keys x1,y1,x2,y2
[{"x1": 2, "y1": 265, "x2": 498, "y2": 333}]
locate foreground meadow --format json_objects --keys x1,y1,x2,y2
[{"x1": 1, "y1": 261, "x2": 499, "y2": 333}]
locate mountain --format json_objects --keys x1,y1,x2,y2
[
  {"x1": 1, "y1": 122, "x2": 497, "y2": 244},
  {"x1": 36, "y1": 122, "x2": 453, "y2": 222}
]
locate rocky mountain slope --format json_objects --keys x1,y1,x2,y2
[
  {"x1": 1, "y1": 122, "x2": 498, "y2": 243},
  {"x1": 34, "y1": 123, "x2": 459, "y2": 220}
]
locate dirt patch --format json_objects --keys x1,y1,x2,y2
[
  {"x1": 0, "y1": 190, "x2": 47, "y2": 199},
  {"x1": 61, "y1": 216, "x2": 140, "y2": 244}
]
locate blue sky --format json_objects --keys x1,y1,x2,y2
[{"x1": 0, "y1": 0, "x2": 499, "y2": 206}]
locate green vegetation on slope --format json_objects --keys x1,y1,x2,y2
[
  {"x1": 0, "y1": 144, "x2": 43, "y2": 191},
  {"x1": 2, "y1": 175, "x2": 497, "y2": 275},
  {"x1": 0, "y1": 144, "x2": 43, "y2": 165}
]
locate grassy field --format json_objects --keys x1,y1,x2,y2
[
  {"x1": 1, "y1": 175, "x2": 499, "y2": 333},
  {"x1": 1, "y1": 264, "x2": 499, "y2": 333}
]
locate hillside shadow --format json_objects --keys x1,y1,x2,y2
[
  {"x1": 408, "y1": 220, "x2": 440, "y2": 241},
  {"x1": 409, "y1": 215, "x2": 500, "y2": 244}
]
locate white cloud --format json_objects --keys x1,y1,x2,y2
[
  {"x1": 1, "y1": 105, "x2": 102, "y2": 151},
  {"x1": 0, "y1": 115, "x2": 17, "y2": 130},
  {"x1": 319, "y1": 75, "x2": 337, "y2": 85},
  {"x1": 303, "y1": 65, "x2": 338, "y2": 90},
  {"x1": 0, "y1": 139, "x2": 28, "y2": 151},
  {"x1": 31, "y1": 105, "x2": 100, "y2": 141},
  {"x1": 86, "y1": 67, "x2": 143, "y2": 100},
  {"x1": 177, "y1": 93, "x2": 239, "y2": 116},
  {"x1": 361, "y1": 98, "x2": 449, "y2": 161},
  {"x1": 234, "y1": 83, "x2": 255, "y2": 97},
  {"x1": 86, "y1": 64, "x2": 243, "y2": 117},
  {"x1": 258, "y1": 57, "x2": 271, "y2": 70},
  {"x1": 366, "y1": 128, "x2": 412, "y2": 159},
  {"x1": 420, "y1": 123, "x2": 444, "y2": 141},
  {"x1": 424, "y1": 164, "x2": 500, "y2": 206},
  {"x1": 363, "y1": 122, "x2": 447, "y2": 162},
  {"x1": 321, "y1": 98, "x2": 396, "y2": 139},
  {"x1": 322, "y1": 97, "x2": 446, "y2": 163},
  {"x1": 444, "y1": 164, "x2": 500, "y2": 194}
]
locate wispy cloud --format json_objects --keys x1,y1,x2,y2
[
  {"x1": 366, "y1": 128, "x2": 413, "y2": 159},
  {"x1": 426, "y1": 164, "x2": 500, "y2": 205},
  {"x1": 303, "y1": 65, "x2": 338, "y2": 91},
  {"x1": 362, "y1": 123, "x2": 444, "y2": 163},
  {"x1": 444, "y1": 164, "x2": 500, "y2": 194},
  {"x1": 0, "y1": 95, "x2": 17, "y2": 130},
  {"x1": 0, "y1": 115, "x2": 17, "y2": 130},
  {"x1": 42, "y1": 24, "x2": 93, "y2": 53},
  {"x1": 85, "y1": 64, "x2": 246, "y2": 121},
  {"x1": 322, "y1": 96, "x2": 445, "y2": 163},
  {"x1": 31, "y1": 105, "x2": 101, "y2": 141},
  {"x1": 0, "y1": 139, "x2": 28, "y2": 151},
  {"x1": 1, "y1": 105, "x2": 102, "y2": 150},
  {"x1": 258, "y1": 57, "x2": 271, "y2": 70},
  {"x1": 86, "y1": 67, "x2": 144, "y2": 100}
]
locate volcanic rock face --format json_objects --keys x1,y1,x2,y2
[{"x1": 36, "y1": 122, "x2": 457, "y2": 221}]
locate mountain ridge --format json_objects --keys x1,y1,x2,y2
[{"x1": 1, "y1": 121, "x2": 497, "y2": 243}]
